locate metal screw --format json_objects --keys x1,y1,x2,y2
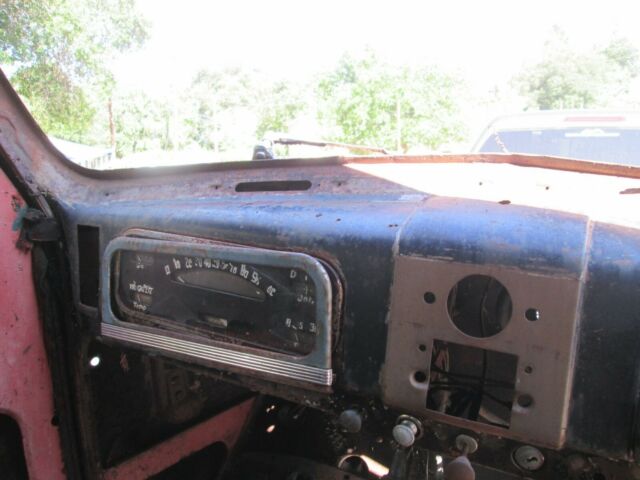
[
  {"x1": 455, "y1": 434, "x2": 478, "y2": 455},
  {"x1": 513, "y1": 445, "x2": 544, "y2": 471}
]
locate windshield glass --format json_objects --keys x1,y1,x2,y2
[
  {"x1": 479, "y1": 128, "x2": 640, "y2": 165},
  {"x1": 2, "y1": 1, "x2": 640, "y2": 169}
]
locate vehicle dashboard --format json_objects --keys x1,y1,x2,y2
[{"x1": 39, "y1": 158, "x2": 640, "y2": 479}]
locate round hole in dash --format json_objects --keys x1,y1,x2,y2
[
  {"x1": 525, "y1": 308, "x2": 540, "y2": 322},
  {"x1": 517, "y1": 394, "x2": 534, "y2": 408},
  {"x1": 413, "y1": 371, "x2": 427, "y2": 383},
  {"x1": 447, "y1": 274, "x2": 512, "y2": 338},
  {"x1": 524, "y1": 365, "x2": 533, "y2": 374},
  {"x1": 418, "y1": 344, "x2": 427, "y2": 352},
  {"x1": 423, "y1": 291, "x2": 436, "y2": 304}
]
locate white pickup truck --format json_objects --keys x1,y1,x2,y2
[{"x1": 472, "y1": 110, "x2": 640, "y2": 165}]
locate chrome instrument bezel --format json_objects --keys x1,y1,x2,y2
[{"x1": 100, "y1": 235, "x2": 334, "y2": 386}]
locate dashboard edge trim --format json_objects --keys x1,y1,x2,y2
[{"x1": 100, "y1": 322, "x2": 334, "y2": 385}]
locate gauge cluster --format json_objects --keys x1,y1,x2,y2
[
  {"x1": 101, "y1": 235, "x2": 335, "y2": 387},
  {"x1": 116, "y1": 250, "x2": 320, "y2": 355}
]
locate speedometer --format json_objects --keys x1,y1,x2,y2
[
  {"x1": 101, "y1": 235, "x2": 335, "y2": 386},
  {"x1": 116, "y1": 250, "x2": 319, "y2": 355}
]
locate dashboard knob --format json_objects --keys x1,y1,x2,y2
[
  {"x1": 392, "y1": 419, "x2": 420, "y2": 447},
  {"x1": 444, "y1": 455, "x2": 475, "y2": 480},
  {"x1": 338, "y1": 409, "x2": 362, "y2": 433},
  {"x1": 392, "y1": 423, "x2": 415, "y2": 447}
]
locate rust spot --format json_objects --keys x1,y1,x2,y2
[{"x1": 10, "y1": 195, "x2": 21, "y2": 211}]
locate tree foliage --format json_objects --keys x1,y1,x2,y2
[
  {"x1": 182, "y1": 68, "x2": 308, "y2": 156},
  {"x1": 516, "y1": 29, "x2": 640, "y2": 109},
  {"x1": 0, "y1": 0, "x2": 148, "y2": 139},
  {"x1": 317, "y1": 51, "x2": 465, "y2": 152},
  {"x1": 110, "y1": 90, "x2": 172, "y2": 158},
  {"x1": 185, "y1": 68, "x2": 258, "y2": 153},
  {"x1": 0, "y1": 2, "x2": 467, "y2": 159},
  {"x1": 255, "y1": 80, "x2": 307, "y2": 139}
]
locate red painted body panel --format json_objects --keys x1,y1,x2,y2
[
  {"x1": 0, "y1": 168, "x2": 65, "y2": 479},
  {"x1": 103, "y1": 398, "x2": 254, "y2": 480}
]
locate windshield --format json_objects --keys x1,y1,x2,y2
[
  {"x1": 2, "y1": 1, "x2": 640, "y2": 169},
  {"x1": 479, "y1": 128, "x2": 640, "y2": 165}
]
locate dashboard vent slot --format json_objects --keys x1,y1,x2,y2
[
  {"x1": 78, "y1": 224, "x2": 100, "y2": 307},
  {"x1": 235, "y1": 180, "x2": 311, "y2": 193}
]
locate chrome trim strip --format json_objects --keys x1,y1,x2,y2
[{"x1": 101, "y1": 323, "x2": 333, "y2": 386}]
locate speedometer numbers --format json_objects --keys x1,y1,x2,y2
[{"x1": 116, "y1": 251, "x2": 320, "y2": 356}]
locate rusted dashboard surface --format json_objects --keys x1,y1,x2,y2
[{"x1": 42, "y1": 160, "x2": 640, "y2": 479}]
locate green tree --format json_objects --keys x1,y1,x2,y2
[
  {"x1": 110, "y1": 90, "x2": 170, "y2": 158},
  {"x1": 317, "y1": 51, "x2": 466, "y2": 152},
  {"x1": 0, "y1": 0, "x2": 148, "y2": 140},
  {"x1": 181, "y1": 68, "x2": 309, "y2": 159},
  {"x1": 185, "y1": 68, "x2": 259, "y2": 154},
  {"x1": 255, "y1": 80, "x2": 308, "y2": 139},
  {"x1": 516, "y1": 29, "x2": 640, "y2": 109}
]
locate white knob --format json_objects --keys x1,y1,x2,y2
[{"x1": 392, "y1": 421, "x2": 417, "y2": 447}]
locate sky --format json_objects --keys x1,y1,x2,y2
[{"x1": 112, "y1": 0, "x2": 640, "y2": 97}]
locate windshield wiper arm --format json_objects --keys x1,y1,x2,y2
[
  {"x1": 272, "y1": 137, "x2": 389, "y2": 154},
  {"x1": 252, "y1": 137, "x2": 389, "y2": 160}
]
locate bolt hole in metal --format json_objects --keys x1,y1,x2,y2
[
  {"x1": 418, "y1": 344, "x2": 427, "y2": 352},
  {"x1": 524, "y1": 365, "x2": 533, "y2": 374},
  {"x1": 525, "y1": 308, "x2": 540, "y2": 321},
  {"x1": 517, "y1": 394, "x2": 534, "y2": 408},
  {"x1": 413, "y1": 371, "x2": 427, "y2": 383},
  {"x1": 447, "y1": 275, "x2": 512, "y2": 338},
  {"x1": 423, "y1": 291, "x2": 436, "y2": 304}
]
